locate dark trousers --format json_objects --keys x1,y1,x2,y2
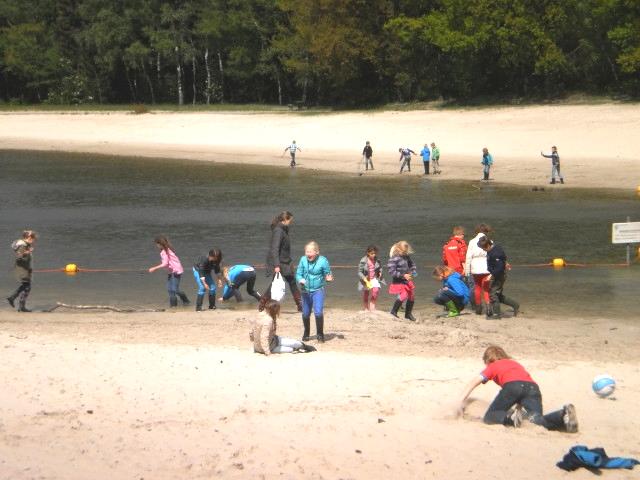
[
  {"x1": 167, "y1": 273, "x2": 189, "y2": 306},
  {"x1": 484, "y1": 381, "x2": 565, "y2": 430},
  {"x1": 10, "y1": 280, "x2": 31, "y2": 303},
  {"x1": 433, "y1": 289, "x2": 464, "y2": 311},
  {"x1": 228, "y1": 271, "x2": 261, "y2": 301},
  {"x1": 423, "y1": 161, "x2": 430, "y2": 174},
  {"x1": 488, "y1": 273, "x2": 518, "y2": 314}
]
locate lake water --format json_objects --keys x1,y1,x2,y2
[{"x1": 1, "y1": 150, "x2": 638, "y2": 318}]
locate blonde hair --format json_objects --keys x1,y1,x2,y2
[
  {"x1": 432, "y1": 265, "x2": 454, "y2": 278},
  {"x1": 22, "y1": 230, "x2": 37, "y2": 240},
  {"x1": 305, "y1": 241, "x2": 320, "y2": 253},
  {"x1": 482, "y1": 346, "x2": 510, "y2": 364},
  {"x1": 452, "y1": 226, "x2": 464, "y2": 236},
  {"x1": 389, "y1": 241, "x2": 413, "y2": 257}
]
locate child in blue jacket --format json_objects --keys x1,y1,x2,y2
[
  {"x1": 432, "y1": 265, "x2": 470, "y2": 317},
  {"x1": 296, "y1": 241, "x2": 333, "y2": 342},
  {"x1": 220, "y1": 264, "x2": 262, "y2": 302}
]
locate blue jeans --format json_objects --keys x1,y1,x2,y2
[
  {"x1": 192, "y1": 267, "x2": 216, "y2": 295},
  {"x1": 484, "y1": 381, "x2": 565, "y2": 430},
  {"x1": 433, "y1": 289, "x2": 465, "y2": 311},
  {"x1": 167, "y1": 273, "x2": 188, "y2": 305},
  {"x1": 483, "y1": 164, "x2": 491, "y2": 180},
  {"x1": 301, "y1": 288, "x2": 325, "y2": 318}
]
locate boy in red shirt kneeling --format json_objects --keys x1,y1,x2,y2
[{"x1": 457, "y1": 346, "x2": 578, "y2": 432}]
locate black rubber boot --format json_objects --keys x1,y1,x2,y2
[
  {"x1": 178, "y1": 292, "x2": 190, "y2": 305},
  {"x1": 316, "y1": 315, "x2": 325, "y2": 343},
  {"x1": 7, "y1": 295, "x2": 16, "y2": 308},
  {"x1": 195, "y1": 294, "x2": 204, "y2": 312},
  {"x1": 302, "y1": 316, "x2": 311, "y2": 341},
  {"x1": 390, "y1": 299, "x2": 403, "y2": 318},
  {"x1": 208, "y1": 295, "x2": 216, "y2": 310},
  {"x1": 169, "y1": 297, "x2": 178, "y2": 308},
  {"x1": 404, "y1": 300, "x2": 416, "y2": 321},
  {"x1": 502, "y1": 297, "x2": 520, "y2": 317},
  {"x1": 300, "y1": 343, "x2": 317, "y2": 352},
  {"x1": 560, "y1": 178, "x2": 564, "y2": 184},
  {"x1": 487, "y1": 302, "x2": 501, "y2": 319},
  {"x1": 250, "y1": 290, "x2": 261, "y2": 301},
  {"x1": 18, "y1": 300, "x2": 31, "y2": 313}
]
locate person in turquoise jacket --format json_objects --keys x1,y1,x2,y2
[
  {"x1": 432, "y1": 265, "x2": 470, "y2": 317},
  {"x1": 481, "y1": 147, "x2": 493, "y2": 181},
  {"x1": 221, "y1": 264, "x2": 262, "y2": 302},
  {"x1": 296, "y1": 241, "x2": 333, "y2": 342}
]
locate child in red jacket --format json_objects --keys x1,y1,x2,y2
[{"x1": 442, "y1": 226, "x2": 467, "y2": 275}]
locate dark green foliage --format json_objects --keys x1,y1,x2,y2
[{"x1": 0, "y1": 0, "x2": 638, "y2": 105}]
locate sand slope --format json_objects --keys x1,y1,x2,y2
[
  {"x1": 1, "y1": 104, "x2": 640, "y2": 189},
  {"x1": 1, "y1": 307, "x2": 639, "y2": 479}
]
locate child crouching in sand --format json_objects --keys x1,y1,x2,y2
[
  {"x1": 432, "y1": 265, "x2": 470, "y2": 317},
  {"x1": 388, "y1": 241, "x2": 417, "y2": 321},
  {"x1": 456, "y1": 345, "x2": 578, "y2": 432},
  {"x1": 250, "y1": 300, "x2": 316, "y2": 355}
]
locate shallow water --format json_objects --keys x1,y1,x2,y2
[{"x1": 1, "y1": 150, "x2": 638, "y2": 318}]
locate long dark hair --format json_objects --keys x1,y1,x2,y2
[
  {"x1": 264, "y1": 300, "x2": 280, "y2": 329},
  {"x1": 155, "y1": 235, "x2": 173, "y2": 252},
  {"x1": 271, "y1": 211, "x2": 293, "y2": 229},
  {"x1": 208, "y1": 248, "x2": 222, "y2": 264}
]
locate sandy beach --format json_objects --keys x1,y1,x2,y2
[
  {"x1": 1, "y1": 306, "x2": 639, "y2": 479},
  {"x1": 1, "y1": 104, "x2": 640, "y2": 189}
]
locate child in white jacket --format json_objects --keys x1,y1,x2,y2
[{"x1": 464, "y1": 224, "x2": 493, "y2": 315}]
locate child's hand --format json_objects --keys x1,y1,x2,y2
[
  {"x1": 403, "y1": 273, "x2": 412, "y2": 281},
  {"x1": 326, "y1": 274, "x2": 334, "y2": 282},
  {"x1": 148, "y1": 268, "x2": 154, "y2": 273},
  {"x1": 299, "y1": 279, "x2": 306, "y2": 285}
]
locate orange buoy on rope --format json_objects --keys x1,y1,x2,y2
[
  {"x1": 552, "y1": 258, "x2": 566, "y2": 268},
  {"x1": 64, "y1": 263, "x2": 79, "y2": 274}
]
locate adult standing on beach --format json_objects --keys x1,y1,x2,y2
[
  {"x1": 541, "y1": 146, "x2": 564, "y2": 184},
  {"x1": 284, "y1": 140, "x2": 301, "y2": 168},
  {"x1": 431, "y1": 142, "x2": 441, "y2": 174},
  {"x1": 398, "y1": 147, "x2": 416, "y2": 173},
  {"x1": 481, "y1": 147, "x2": 493, "y2": 181},
  {"x1": 362, "y1": 141, "x2": 374, "y2": 171},
  {"x1": 7, "y1": 230, "x2": 37, "y2": 312},
  {"x1": 258, "y1": 211, "x2": 303, "y2": 312},
  {"x1": 420, "y1": 143, "x2": 431, "y2": 175}
]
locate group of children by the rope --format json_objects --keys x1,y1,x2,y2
[{"x1": 6, "y1": 225, "x2": 581, "y2": 435}]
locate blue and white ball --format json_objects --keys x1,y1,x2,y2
[{"x1": 592, "y1": 374, "x2": 616, "y2": 398}]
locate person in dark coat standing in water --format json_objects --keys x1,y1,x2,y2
[
  {"x1": 478, "y1": 237, "x2": 519, "y2": 319},
  {"x1": 258, "y1": 211, "x2": 303, "y2": 312}
]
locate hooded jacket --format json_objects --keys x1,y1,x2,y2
[
  {"x1": 296, "y1": 255, "x2": 332, "y2": 292},
  {"x1": 387, "y1": 255, "x2": 416, "y2": 283},
  {"x1": 442, "y1": 236, "x2": 467, "y2": 275},
  {"x1": 442, "y1": 271, "x2": 470, "y2": 305},
  {"x1": 464, "y1": 233, "x2": 489, "y2": 275}
]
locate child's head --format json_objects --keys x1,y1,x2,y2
[
  {"x1": 452, "y1": 226, "x2": 465, "y2": 237},
  {"x1": 272, "y1": 211, "x2": 294, "y2": 228},
  {"x1": 482, "y1": 346, "x2": 510, "y2": 364},
  {"x1": 264, "y1": 299, "x2": 281, "y2": 321},
  {"x1": 482, "y1": 147, "x2": 489, "y2": 154},
  {"x1": 477, "y1": 236, "x2": 493, "y2": 251},
  {"x1": 208, "y1": 248, "x2": 222, "y2": 264},
  {"x1": 424, "y1": 143, "x2": 428, "y2": 148},
  {"x1": 366, "y1": 140, "x2": 370, "y2": 145},
  {"x1": 432, "y1": 265, "x2": 454, "y2": 280},
  {"x1": 398, "y1": 148, "x2": 403, "y2": 153},
  {"x1": 431, "y1": 142, "x2": 436, "y2": 147},
  {"x1": 154, "y1": 235, "x2": 172, "y2": 251},
  {"x1": 390, "y1": 241, "x2": 413, "y2": 257},
  {"x1": 552, "y1": 145, "x2": 557, "y2": 152},
  {"x1": 474, "y1": 223, "x2": 493, "y2": 236},
  {"x1": 22, "y1": 230, "x2": 37, "y2": 243},
  {"x1": 305, "y1": 241, "x2": 319, "y2": 261},
  {"x1": 366, "y1": 245, "x2": 378, "y2": 258}
]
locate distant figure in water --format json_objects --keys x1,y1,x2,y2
[
  {"x1": 456, "y1": 345, "x2": 579, "y2": 433},
  {"x1": 250, "y1": 300, "x2": 316, "y2": 355},
  {"x1": 148, "y1": 235, "x2": 190, "y2": 308},
  {"x1": 7, "y1": 230, "x2": 37, "y2": 312},
  {"x1": 398, "y1": 147, "x2": 416, "y2": 173},
  {"x1": 284, "y1": 140, "x2": 302, "y2": 168},
  {"x1": 481, "y1": 147, "x2": 493, "y2": 181},
  {"x1": 431, "y1": 142, "x2": 441, "y2": 174},
  {"x1": 541, "y1": 146, "x2": 564, "y2": 184},
  {"x1": 362, "y1": 141, "x2": 374, "y2": 171}
]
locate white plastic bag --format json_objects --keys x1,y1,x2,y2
[{"x1": 270, "y1": 272, "x2": 286, "y2": 302}]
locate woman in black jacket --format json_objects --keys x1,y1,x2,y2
[{"x1": 258, "y1": 211, "x2": 303, "y2": 311}]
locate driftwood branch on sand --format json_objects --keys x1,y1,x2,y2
[{"x1": 46, "y1": 302, "x2": 165, "y2": 313}]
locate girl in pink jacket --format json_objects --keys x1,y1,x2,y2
[{"x1": 148, "y1": 236, "x2": 190, "y2": 307}]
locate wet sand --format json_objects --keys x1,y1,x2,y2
[
  {"x1": 1, "y1": 306, "x2": 639, "y2": 479},
  {"x1": 1, "y1": 104, "x2": 640, "y2": 189}
]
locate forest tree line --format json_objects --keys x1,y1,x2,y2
[{"x1": 0, "y1": 0, "x2": 639, "y2": 106}]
